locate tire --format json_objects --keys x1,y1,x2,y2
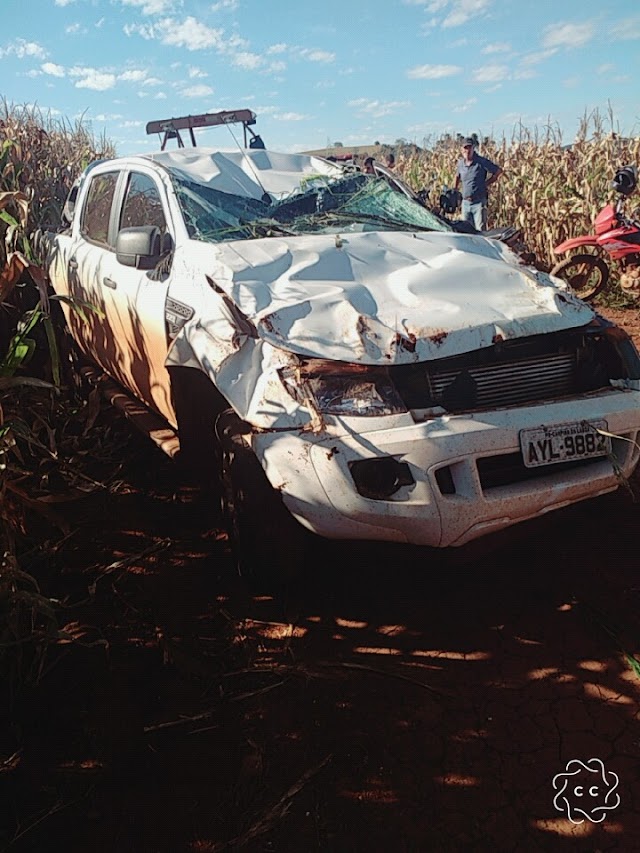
[
  {"x1": 170, "y1": 367, "x2": 228, "y2": 491},
  {"x1": 216, "y1": 410, "x2": 311, "y2": 589},
  {"x1": 550, "y1": 254, "x2": 609, "y2": 301}
]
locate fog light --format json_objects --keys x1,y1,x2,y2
[{"x1": 350, "y1": 457, "x2": 414, "y2": 500}]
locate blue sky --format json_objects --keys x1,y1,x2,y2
[{"x1": 3, "y1": 0, "x2": 640, "y2": 156}]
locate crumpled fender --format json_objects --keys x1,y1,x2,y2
[{"x1": 165, "y1": 284, "x2": 310, "y2": 432}]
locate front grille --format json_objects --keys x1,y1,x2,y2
[
  {"x1": 389, "y1": 326, "x2": 630, "y2": 413},
  {"x1": 429, "y1": 352, "x2": 575, "y2": 410}
]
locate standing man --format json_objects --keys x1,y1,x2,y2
[{"x1": 454, "y1": 137, "x2": 503, "y2": 231}]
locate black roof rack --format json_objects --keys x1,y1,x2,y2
[{"x1": 145, "y1": 109, "x2": 264, "y2": 150}]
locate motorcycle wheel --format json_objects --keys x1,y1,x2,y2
[{"x1": 550, "y1": 254, "x2": 609, "y2": 301}]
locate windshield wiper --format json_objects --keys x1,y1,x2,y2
[{"x1": 239, "y1": 217, "x2": 300, "y2": 237}]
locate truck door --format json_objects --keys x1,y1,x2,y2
[
  {"x1": 65, "y1": 167, "x2": 176, "y2": 426},
  {"x1": 98, "y1": 169, "x2": 176, "y2": 426}
]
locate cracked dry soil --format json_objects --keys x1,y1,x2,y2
[{"x1": 4, "y1": 307, "x2": 640, "y2": 853}]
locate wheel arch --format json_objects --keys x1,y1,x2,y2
[{"x1": 167, "y1": 364, "x2": 232, "y2": 482}]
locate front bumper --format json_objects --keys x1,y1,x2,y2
[{"x1": 252, "y1": 389, "x2": 640, "y2": 548}]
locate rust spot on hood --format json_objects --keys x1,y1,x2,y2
[
  {"x1": 428, "y1": 329, "x2": 448, "y2": 346},
  {"x1": 261, "y1": 315, "x2": 275, "y2": 333},
  {"x1": 393, "y1": 331, "x2": 416, "y2": 353}
]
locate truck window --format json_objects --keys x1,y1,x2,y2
[
  {"x1": 120, "y1": 172, "x2": 168, "y2": 235},
  {"x1": 81, "y1": 172, "x2": 119, "y2": 247}
]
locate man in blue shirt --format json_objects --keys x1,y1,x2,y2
[{"x1": 454, "y1": 136, "x2": 503, "y2": 231}]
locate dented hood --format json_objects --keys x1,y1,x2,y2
[{"x1": 209, "y1": 229, "x2": 594, "y2": 364}]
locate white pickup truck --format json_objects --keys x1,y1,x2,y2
[{"x1": 44, "y1": 136, "x2": 640, "y2": 579}]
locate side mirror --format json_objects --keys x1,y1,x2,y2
[
  {"x1": 116, "y1": 225, "x2": 166, "y2": 269},
  {"x1": 62, "y1": 184, "x2": 79, "y2": 226}
]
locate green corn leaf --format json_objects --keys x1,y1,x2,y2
[
  {"x1": 0, "y1": 337, "x2": 36, "y2": 377},
  {"x1": 0, "y1": 210, "x2": 19, "y2": 228},
  {"x1": 43, "y1": 315, "x2": 61, "y2": 387}
]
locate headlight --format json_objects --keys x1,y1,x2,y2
[{"x1": 280, "y1": 360, "x2": 407, "y2": 417}]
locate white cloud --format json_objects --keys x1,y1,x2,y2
[
  {"x1": 180, "y1": 83, "x2": 214, "y2": 98},
  {"x1": 42, "y1": 62, "x2": 65, "y2": 77},
  {"x1": 472, "y1": 63, "x2": 509, "y2": 83},
  {"x1": 482, "y1": 42, "x2": 510, "y2": 54},
  {"x1": 597, "y1": 63, "x2": 614, "y2": 74},
  {"x1": 402, "y1": 0, "x2": 448, "y2": 8},
  {"x1": 120, "y1": 0, "x2": 178, "y2": 14},
  {"x1": 347, "y1": 98, "x2": 411, "y2": 118},
  {"x1": 440, "y1": 0, "x2": 492, "y2": 28},
  {"x1": 188, "y1": 66, "x2": 207, "y2": 78},
  {"x1": 452, "y1": 97, "x2": 477, "y2": 113},
  {"x1": 609, "y1": 16, "x2": 640, "y2": 40},
  {"x1": 298, "y1": 48, "x2": 335, "y2": 63},
  {"x1": 267, "y1": 43, "x2": 288, "y2": 54},
  {"x1": 69, "y1": 66, "x2": 117, "y2": 90},
  {"x1": 55, "y1": 0, "x2": 76, "y2": 6},
  {"x1": 513, "y1": 68, "x2": 536, "y2": 80},
  {"x1": 542, "y1": 21, "x2": 595, "y2": 49},
  {"x1": 142, "y1": 76, "x2": 163, "y2": 86},
  {"x1": 266, "y1": 60, "x2": 286, "y2": 74},
  {"x1": 120, "y1": 120, "x2": 144, "y2": 127},
  {"x1": 96, "y1": 18, "x2": 106, "y2": 28},
  {"x1": 94, "y1": 113, "x2": 124, "y2": 121},
  {"x1": 119, "y1": 69, "x2": 149, "y2": 82},
  {"x1": 154, "y1": 92, "x2": 167, "y2": 99},
  {"x1": 232, "y1": 51, "x2": 262, "y2": 70},
  {"x1": 65, "y1": 23, "x2": 87, "y2": 35},
  {"x1": 155, "y1": 17, "x2": 225, "y2": 50},
  {"x1": 519, "y1": 48, "x2": 556, "y2": 67},
  {"x1": 407, "y1": 63, "x2": 462, "y2": 79},
  {"x1": 0, "y1": 39, "x2": 46, "y2": 59},
  {"x1": 123, "y1": 22, "x2": 156, "y2": 39},
  {"x1": 275, "y1": 112, "x2": 309, "y2": 121},
  {"x1": 211, "y1": 0, "x2": 239, "y2": 9}
]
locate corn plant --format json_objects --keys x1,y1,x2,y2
[{"x1": 0, "y1": 102, "x2": 115, "y2": 700}]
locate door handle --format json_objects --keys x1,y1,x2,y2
[
  {"x1": 68, "y1": 257, "x2": 78, "y2": 270},
  {"x1": 103, "y1": 277, "x2": 117, "y2": 290}
]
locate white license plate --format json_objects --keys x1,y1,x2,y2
[{"x1": 520, "y1": 420, "x2": 611, "y2": 468}]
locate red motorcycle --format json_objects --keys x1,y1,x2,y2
[{"x1": 551, "y1": 165, "x2": 640, "y2": 300}]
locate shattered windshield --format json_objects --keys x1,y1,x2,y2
[{"x1": 172, "y1": 172, "x2": 450, "y2": 243}]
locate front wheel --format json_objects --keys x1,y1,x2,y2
[
  {"x1": 216, "y1": 410, "x2": 312, "y2": 590},
  {"x1": 550, "y1": 254, "x2": 609, "y2": 301}
]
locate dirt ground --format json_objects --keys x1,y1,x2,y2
[{"x1": 3, "y1": 306, "x2": 640, "y2": 853}]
